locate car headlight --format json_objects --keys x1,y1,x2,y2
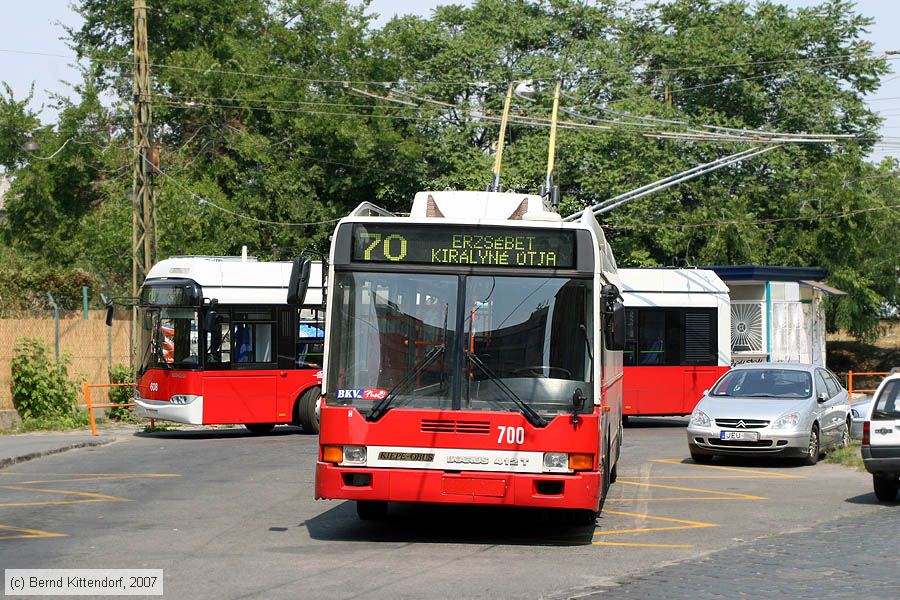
[
  {"x1": 771, "y1": 412, "x2": 800, "y2": 430},
  {"x1": 690, "y1": 410, "x2": 710, "y2": 427},
  {"x1": 543, "y1": 452, "x2": 568, "y2": 471},
  {"x1": 342, "y1": 445, "x2": 367, "y2": 464}
]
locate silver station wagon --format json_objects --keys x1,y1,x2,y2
[{"x1": 687, "y1": 363, "x2": 851, "y2": 464}]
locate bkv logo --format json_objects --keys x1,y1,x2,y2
[{"x1": 336, "y1": 388, "x2": 388, "y2": 400}]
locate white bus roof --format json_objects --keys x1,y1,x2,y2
[
  {"x1": 145, "y1": 256, "x2": 324, "y2": 306},
  {"x1": 619, "y1": 268, "x2": 728, "y2": 308}
]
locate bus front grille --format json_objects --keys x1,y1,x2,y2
[{"x1": 421, "y1": 419, "x2": 491, "y2": 434}]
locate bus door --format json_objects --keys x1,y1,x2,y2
[{"x1": 203, "y1": 307, "x2": 278, "y2": 424}]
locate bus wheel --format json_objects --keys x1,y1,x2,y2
[
  {"x1": 245, "y1": 423, "x2": 275, "y2": 435},
  {"x1": 296, "y1": 386, "x2": 321, "y2": 434},
  {"x1": 356, "y1": 500, "x2": 388, "y2": 520}
]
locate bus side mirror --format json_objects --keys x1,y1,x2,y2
[
  {"x1": 287, "y1": 255, "x2": 312, "y2": 306},
  {"x1": 601, "y1": 283, "x2": 625, "y2": 351},
  {"x1": 101, "y1": 294, "x2": 114, "y2": 327},
  {"x1": 605, "y1": 301, "x2": 625, "y2": 351}
]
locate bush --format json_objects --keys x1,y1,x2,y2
[
  {"x1": 10, "y1": 337, "x2": 80, "y2": 421},
  {"x1": 107, "y1": 364, "x2": 134, "y2": 421}
]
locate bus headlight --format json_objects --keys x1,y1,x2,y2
[
  {"x1": 543, "y1": 452, "x2": 568, "y2": 470},
  {"x1": 342, "y1": 445, "x2": 367, "y2": 464},
  {"x1": 169, "y1": 394, "x2": 200, "y2": 405}
]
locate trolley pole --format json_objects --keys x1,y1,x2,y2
[{"x1": 132, "y1": 0, "x2": 156, "y2": 367}]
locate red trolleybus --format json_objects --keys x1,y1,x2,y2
[
  {"x1": 132, "y1": 254, "x2": 325, "y2": 433},
  {"x1": 315, "y1": 192, "x2": 625, "y2": 522},
  {"x1": 619, "y1": 268, "x2": 731, "y2": 417}
]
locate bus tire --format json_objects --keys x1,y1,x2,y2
[
  {"x1": 297, "y1": 386, "x2": 321, "y2": 434},
  {"x1": 245, "y1": 423, "x2": 275, "y2": 435},
  {"x1": 356, "y1": 500, "x2": 388, "y2": 520}
]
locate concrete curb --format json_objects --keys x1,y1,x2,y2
[{"x1": 0, "y1": 438, "x2": 114, "y2": 470}]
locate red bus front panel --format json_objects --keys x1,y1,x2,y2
[
  {"x1": 135, "y1": 367, "x2": 321, "y2": 425},
  {"x1": 623, "y1": 365, "x2": 729, "y2": 416},
  {"x1": 315, "y1": 403, "x2": 605, "y2": 510}
]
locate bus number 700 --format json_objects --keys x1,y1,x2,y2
[{"x1": 497, "y1": 426, "x2": 525, "y2": 444}]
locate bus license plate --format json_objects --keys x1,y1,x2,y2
[{"x1": 721, "y1": 431, "x2": 759, "y2": 441}]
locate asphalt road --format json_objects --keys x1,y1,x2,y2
[{"x1": 0, "y1": 418, "x2": 890, "y2": 599}]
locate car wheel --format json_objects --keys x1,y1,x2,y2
[
  {"x1": 244, "y1": 423, "x2": 275, "y2": 435},
  {"x1": 690, "y1": 451, "x2": 713, "y2": 464},
  {"x1": 873, "y1": 475, "x2": 899, "y2": 502},
  {"x1": 356, "y1": 500, "x2": 388, "y2": 520},
  {"x1": 801, "y1": 426, "x2": 820, "y2": 466},
  {"x1": 840, "y1": 419, "x2": 851, "y2": 448}
]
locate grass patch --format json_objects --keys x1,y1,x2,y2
[
  {"x1": 826, "y1": 444, "x2": 865, "y2": 471},
  {"x1": 142, "y1": 422, "x2": 177, "y2": 433}
]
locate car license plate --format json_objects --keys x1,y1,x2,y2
[{"x1": 720, "y1": 431, "x2": 759, "y2": 441}]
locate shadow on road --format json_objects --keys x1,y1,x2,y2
[
  {"x1": 663, "y1": 455, "x2": 810, "y2": 471},
  {"x1": 134, "y1": 425, "x2": 309, "y2": 440},
  {"x1": 844, "y1": 491, "x2": 888, "y2": 505},
  {"x1": 625, "y1": 416, "x2": 689, "y2": 428},
  {"x1": 300, "y1": 501, "x2": 598, "y2": 547}
]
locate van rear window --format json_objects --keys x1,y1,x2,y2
[{"x1": 873, "y1": 380, "x2": 900, "y2": 419}]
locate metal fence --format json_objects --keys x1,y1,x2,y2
[{"x1": 0, "y1": 310, "x2": 131, "y2": 412}]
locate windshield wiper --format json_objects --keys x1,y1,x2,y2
[
  {"x1": 466, "y1": 352, "x2": 546, "y2": 428},
  {"x1": 367, "y1": 344, "x2": 446, "y2": 422}
]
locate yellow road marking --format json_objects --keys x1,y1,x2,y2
[
  {"x1": 596, "y1": 509, "x2": 718, "y2": 537},
  {"x1": 616, "y1": 480, "x2": 765, "y2": 500},
  {"x1": 0, "y1": 486, "x2": 130, "y2": 507},
  {"x1": 0, "y1": 524, "x2": 67, "y2": 540},
  {"x1": 619, "y1": 475, "x2": 796, "y2": 480},
  {"x1": 11, "y1": 474, "x2": 180, "y2": 485},
  {"x1": 593, "y1": 541, "x2": 694, "y2": 548},
  {"x1": 652, "y1": 458, "x2": 803, "y2": 478},
  {"x1": 606, "y1": 497, "x2": 763, "y2": 502}
]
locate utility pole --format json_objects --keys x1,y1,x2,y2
[
  {"x1": 132, "y1": 0, "x2": 156, "y2": 300},
  {"x1": 132, "y1": 0, "x2": 156, "y2": 367}
]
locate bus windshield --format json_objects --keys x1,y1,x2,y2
[
  {"x1": 139, "y1": 307, "x2": 200, "y2": 373},
  {"x1": 327, "y1": 271, "x2": 593, "y2": 416}
]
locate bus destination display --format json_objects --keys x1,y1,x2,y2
[{"x1": 351, "y1": 224, "x2": 575, "y2": 268}]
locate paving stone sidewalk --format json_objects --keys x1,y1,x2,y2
[{"x1": 576, "y1": 505, "x2": 900, "y2": 600}]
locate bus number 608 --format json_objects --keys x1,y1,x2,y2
[{"x1": 497, "y1": 426, "x2": 525, "y2": 444}]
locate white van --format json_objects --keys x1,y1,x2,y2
[{"x1": 862, "y1": 371, "x2": 900, "y2": 501}]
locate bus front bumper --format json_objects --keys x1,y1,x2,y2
[
  {"x1": 315, "y1": 463, "x2": 602, "y2": 511},
  {"x1": 135, "y1": 396, "x2": 204, "y2": 425}
]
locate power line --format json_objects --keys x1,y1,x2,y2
[
  {"x1": 602, "y1": 203, "x2": 900, "y2": 230},
  {"x1": 0, "y1": 47, "x2": 892, "y2": 88},
  {"x1": 146, "y1": 156, "x2": 344, "y2": 228}
]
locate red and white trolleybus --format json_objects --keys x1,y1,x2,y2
[
  {"x1": 618, "y1": 268, "x2": 731, "y2": 417},
  {"x1": 132, "y1": 253, "x2": 325, "y2": 433},
  {"x1": 315, "y1": 192, "x2": 625, "y2": 522}
]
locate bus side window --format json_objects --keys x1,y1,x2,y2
[
  {"x1": 297, "y1": 308, "x2": 325, "y2": 369},
  {"x1": 233, "y1": 310, "x2": 275, "y2": 364},
  {"x1": 206, "y1": 312, "x2": 231, "y2": 365},
  {"x1": 623, "y1": 309, "x2": 637, "y2": 366}
]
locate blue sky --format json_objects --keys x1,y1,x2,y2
[{"x1": 1, "y1": 0, "x2": 897, "y2": 162}]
